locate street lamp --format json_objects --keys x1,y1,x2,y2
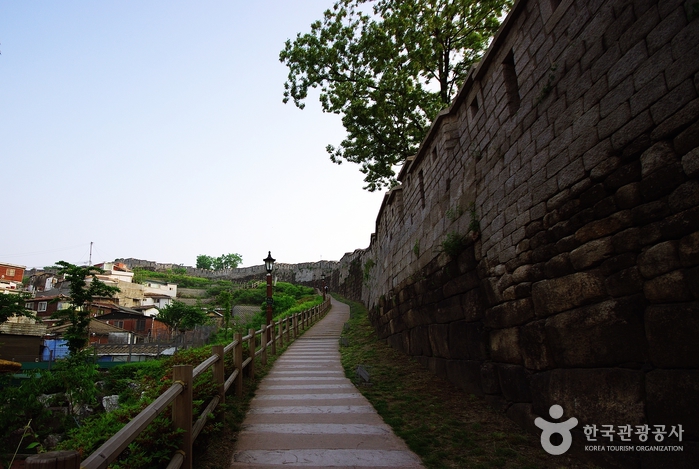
[
  {"x1": 321, "y1": 273, "x2": 327, "y2": 300},
  {"x1": 263, "y1": 251, "x2": 275, "y2": 325}
]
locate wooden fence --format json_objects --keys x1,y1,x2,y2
[{"x1": 24, "y1": 299, "x2": 332, "y2": 469}]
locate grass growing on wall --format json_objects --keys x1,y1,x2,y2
[{"x1": 333, "y1": 294, "x2": 598, "y2": 469}]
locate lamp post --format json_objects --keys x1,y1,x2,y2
[
  {"x1": 321, "y1": 273, "x2": 326, "y2": 301},
  {"x1": 263, "y1": 251, "x2": 276, "y2": 326}
]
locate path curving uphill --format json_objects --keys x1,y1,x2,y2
[{"x1": 229, "y1": 298, "x2": 424, "y2": 469}]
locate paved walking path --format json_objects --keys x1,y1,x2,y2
[{"x1": 229, "y1": 297, "x2": 424, "y2": 469}]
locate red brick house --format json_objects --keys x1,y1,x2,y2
[{"x1": 0, "y1": 262, "x2": 25, "y2": 292}]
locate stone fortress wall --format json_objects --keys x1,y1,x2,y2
[
  {"x1": 115, "y1": 257, "x2": 339, "y2": 285},
  {"x1": 329, "y1": 0, "x2": 699, "y2": 466}
]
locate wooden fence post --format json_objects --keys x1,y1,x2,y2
[
  {"x1": 173, "y1": 365, "x2": 193, "y2": 469},
  {"x1": 212, "y1": 345, "x2": 225, "y2": 421},
  {"x1": 261, "y1": 328, "x2": 267, "y2": 366},
  {"x1": 293, "y1": 313, "x2": 298, "y2": 338},
  {"x1": 234, "y1": 332, "x2": 243, "y2": 398},
  {"x1": 270, "y1": 320, "x2": 277, "y2": 356},
  {"x1": 247, "y1": 328, "x2": 255, "y2": 379},
  {"x1": 279, "y1": 317, "x2": 284, "y2": 348},
  {"x1": 25, "y1": 451, "x2": 81, "y2": 469},
  {"x1": 285, "y1": 316, "x2": 290, "y2": 343}
]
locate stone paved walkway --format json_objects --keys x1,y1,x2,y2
[{"x1": 229, "y1": 297, "x2": 424, "y2": 469}]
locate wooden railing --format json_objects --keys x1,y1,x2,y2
[{"x1": 25, "y1": 299, "x2": 332, "y2": 469}]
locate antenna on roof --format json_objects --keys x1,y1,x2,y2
[{"x1": 89, "y1": 242, "x2": 93, "y2": 266}]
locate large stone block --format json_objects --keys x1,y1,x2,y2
[
  {"x1": 644, "y1": 269, "x2": 693, "y2": 302},
  {"x1": 496, "y1": 364, "x2": 532, "y2": 403},
  {"x1": 532, "y1": 272, "x2": 606, "y2": 316},
  {"x1": 460, "y1": 288, "x2": 485, "y2": 321},
  {"x1": 484, "y1": 298, "x2": 534, "y2": 328},
  {"x1": 679, "y1": 231, "x2": 699, "y2": 266},
  {"x1": 545, "y1": 296, "x2": 647, "y2": 367},
  {"x1": 640, "y1": 140, "x2": 677, "y2": 177},
  {"x1": 489, "y1": 327, "x2": 522, "y2": 364},
  {"x1": 446, "y1": 359, "x2": 483, "y2": 396},
  {"x1": 530, "y1": 368, "x2": 645, "y2": 426},
  {"x1": 682, "y1": 147, "x2": 699, "y2": 177},
  {"x1": 403, "y1": 307, "x2": 434, "y2": 329},
  {"x1": 519, "y1": 319, "x2": 554, "y2": 371},
  {"x1": 570, "y1": 237, "x2": 614, "y2": 270},
  {"x1": 669, "y1": 180, "x2": 699, "y2": 213},
  {"x1": 428, "y1": 323, "x2": 450, "y2": 358},
  {"x1": 574, "y1": 211, "x2": 632, "y2": 243},
  {"x1": 645, "y1": 302, "x2": 699, "y2": 367},
  {"x1": 409, "y1": 325, "x2": 432, "y2": 357},
  {"x1": 544, "y1": 253, "x2": 575, "y2": 278},
  {"x1": 605, "y1": 266, "x2": 644, "y2": 297},
  {"x1": 639, "y1": 162, "x2": 686, "y2": 201},
  {"x1": 646, "y1": 370, "x2": 699, "y2": 440},
  {"x1": 600, "y1": 252, "x2": 637, "y2": 276},
  {"x1": 442, "y1": 271, "x2": 479, "y2": 298},
  {"x1": 659, "y1": 205, "x2": 699, "y2": 239},
  {"x1": 433, "y1": 296, "x2": 465, "y2": 324},
  {"x1": 448, "y1": 320, "x2": 488, "y2": 360},
  {"x1": 638, "y1": 240, "x2": 680, "y2": 278}
]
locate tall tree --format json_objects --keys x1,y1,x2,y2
[
  {"x1": 51, "y1": 261, "x2": 120, "y2": 354},
  {"x1": 216, "y1": 290, "x2": 233, "y2": 340},
  {"x1": 280, "y1": 0, "x2": 511, "y2": 191},
  {"x1": 157, "y1": 301, "x2": 209, "y2": 334},
  {"x1": 196, "y1": 255, "x2": 214, "y2": 270},
  {"x1": 197, "y1": 253, "x2": 243, "y2": 271}
]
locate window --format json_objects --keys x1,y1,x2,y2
[
  {"x1": 470, "y1": 96, "x2": 479, "y2": 119},
  {"x1": 418, "y1": 170, "x2": 426, "y2": 208},
  {"x1": 25, "y1": 303, "x2": 33, "y2": 310},
  {"x1": 114, "y1": 321, "x2": 124, "y2": 328},
  {"x1": 38, "y1": 302, "x2": 47, "y2": 312},
  {"x1": 6, "y1": 268, "x2": 15, "y2": 277},
  {"x1": 503, "y1": 49, "x2": 521, "y2": 115},
  {"x1": 136, "y1": 319, "x2": 146, "y2": 332}
]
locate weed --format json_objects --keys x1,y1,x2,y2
[
  {"x1": 413, "y1": 239, "x2": 420, "y2": 257},
  {"x1": 468, "y1": 203, "x2": 480, "y2": 235},
  {"x1": 536, "y1": 62, "x2": 558, "y2": 105},
  {"x1": 446, "y1": 205, "x2": 464, "y2": 222},
  {"x1": 441, "y1": 232, "x2": 470, "y2": 258},
  {"x1": 363, "y1": 259, "x2": 375, "y2": 283}
]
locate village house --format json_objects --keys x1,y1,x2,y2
[{"x1": 0, "y1": 262, "x2": 25, "y2": 293}]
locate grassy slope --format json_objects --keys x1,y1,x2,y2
[{"x1": 333, "y1": 294, "x2": 598, "y2": 469}]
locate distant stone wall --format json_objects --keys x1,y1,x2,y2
[
  {"x1": 332, "y1": 0, "x2": 699, "y2": 466},
  {"x1": 116, "y1": 258, "x2": 339, "y2": 286}
]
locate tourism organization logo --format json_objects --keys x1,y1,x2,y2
[
  {"x1": 534, "y1": 404, "x2": 685, "y2": 455},
  {"x1": 535, "y1": 405, "x2": 578, "y2": 455}
]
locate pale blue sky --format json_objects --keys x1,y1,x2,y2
[{"x1": 0, "y1": 1, "x2": 385, "y2": 269}]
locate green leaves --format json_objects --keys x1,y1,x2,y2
[
  {"x1": 52, "y1": 261, "x2": 120, "y2": 354},
  {"x1": 0, "y1": 291, "x2": 34, "y2": 323},
  {"x1": 196, "y1": 253, "x2": 243, "y2": 271},
  {"x1": 157, "y1": 301, "x2": 209, "y2": 333},
  {"x1": 280, "y1": 0, "x2": 512, "y2": 191}
]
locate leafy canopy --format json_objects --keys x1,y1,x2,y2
[
  {"x1": 0, "y1": 291, "x2": 34, "y2": 323},
  {"x1": 157, "y1": 300, "x2": 209, "y2": 333},
  {"x1": 51, "y1": 261, "x2": 120, "y2": 354},
  {"x1": 196, "y1": 253, "x2": 243, "y2": 270},
  {"x1": 280, "y1": 0, "x2": 512, "y2": 191}
]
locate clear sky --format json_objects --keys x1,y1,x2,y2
[{"x1": 0, "y1": 1, "x2": 386, "y2": 269}]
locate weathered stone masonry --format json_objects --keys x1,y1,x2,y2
[{"x1": 332, "y1": 0, "x2": 699, "y2": 466}]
